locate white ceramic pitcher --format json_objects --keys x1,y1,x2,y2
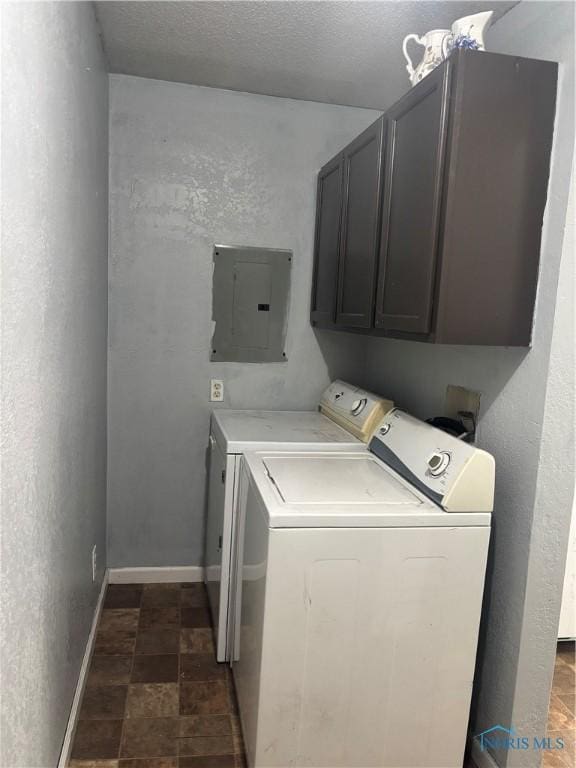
[
  {"x1": 402, "y1": 28, "x2": 452, "y2": 87},
  {"x1": 451, "y1": 11, "x2": 493, "y2": 50}
]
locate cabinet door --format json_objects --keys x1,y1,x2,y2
[
  {"x1": 335, "y1": 118, "x2": 385, "y2": 328},
  {"x1": 375, "y1": 63, "x2": 451, "y2": 334},
  {"x1": 310, "y1": 154, "x2": 344, "y2": 326}
]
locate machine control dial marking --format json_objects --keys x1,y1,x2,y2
[
  {"x1": 351, "y1": 398, "x2": 367, "y2": 416},
  {"x1": 427, "y1": 452, "x2": 451, "y2": 477}
]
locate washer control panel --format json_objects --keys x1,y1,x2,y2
[
  {"x1": 319, "y1": 380, "x2": 394, "y2": 443},
  {"x1": 370, "y1": 409, "x2": 495, "y2": 512}
]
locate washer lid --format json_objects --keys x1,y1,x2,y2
[
  {"x1": 262, "y1": 454, "x2": 421, "y2": 505},
  {"x1": 243, "y1": 451, "x2": 491, "y2": 528}
]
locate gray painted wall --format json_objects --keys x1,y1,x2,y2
[
  {"x1": 362, "y1": 3, "x2": 574, "y2": 764},
  {"x1": 107, "y1": 76, "x2": 377, "y2": 567},
  {"x1": 1, "y1": 3, "x2": 109, "y2": 766}
]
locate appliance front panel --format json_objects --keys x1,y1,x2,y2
[
  {"x1": 234, "y1": 515, "x2": 490, "y2": 767},
  {"x1": 204, "y1": 436, "x2": 239, "y2": 662},
  {"x1": 232, "y1": 474, "x2": 271, "y2": 768}
]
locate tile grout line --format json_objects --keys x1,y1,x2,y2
[
  {"x1": 178, "y1": 583, "x2": 183, "y2": 768},
  {"x1": 117, "y1": 585, "x2": 142, "y2": 763}
]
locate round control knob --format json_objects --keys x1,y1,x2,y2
[
  {"x1": 428, "y1": 452, "x2": 451, "y2": 477},
  {"x1": 379, "y1": 424, "x2": 391, "y2": 436},
  {"x1": 351, "y1": 398, "x2": 367, "y2": 416}
]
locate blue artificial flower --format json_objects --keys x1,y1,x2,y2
[{"x1": 453, "y1": 35, "x2": 481, "y2": 50}]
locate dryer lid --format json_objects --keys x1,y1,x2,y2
[
  {"x1": 262, "y1": 454, "x2": 422, "y2": 505},
  {"x1": 211, "y1": 410, "x2": 362, "y2": 454}
]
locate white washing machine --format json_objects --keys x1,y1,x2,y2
[
  {"x1": 205, "y1": 380, "x2": 393, "y2": 662},
  {"x1": 233, "y1": 408, "x2": 494, "y2": 768}
]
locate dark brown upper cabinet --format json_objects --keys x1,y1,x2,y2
[
  {"x1": 375, "y1": 63, "x2": 450, "y2": 335},
  {"x1": 335, "y1": 119, "x2": 385, "y2": 328},
  {"x1": 311, "y1": 117, "x2": 385, "y2": 329},
  {"x1": 311, "y1": 50, "x2": 557, "y2": 346},
  {"x1": 310, "y1": 154, "x2": 344, "y2": 327},
  {"x1": 428, "y1": 51, "x2": 556, "y2": 345}
]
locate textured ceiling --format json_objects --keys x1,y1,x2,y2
[{"x1": 95, "y1": 1, "x2": 518, "y2": 109}]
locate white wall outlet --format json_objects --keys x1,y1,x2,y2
[
  {"x1": 210, "y1": 379, "x2": 224, "y2": 402},
  {"x1": 91, "y1": 545, "x2": 97, "y2": 582}
]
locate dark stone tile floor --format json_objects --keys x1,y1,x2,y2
[
  {"x1": 543, "y1": 641, "x2": 575, "y2": 768},
  {"x1": 71, "y1": 585, "x2": 575, "y2": 768},
  {"x1": 69, "y1": 583, "x2": 245, "y2": 768}
]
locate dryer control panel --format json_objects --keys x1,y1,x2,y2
[
  {"x1": 319, "y1": 380, "x2": 394, "y2": 443},
  {"x1": 370, "y1": 409, "x2": 495, "y2": 512}
]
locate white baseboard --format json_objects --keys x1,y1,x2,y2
[
  {"x1": 108, "y1": 565, "x2": 204, "y2": 584},
  {"x1": 470, "y1": 735, "x2": 502, "y2": 768},
  {"x1": 58, "y1": 571, "x2": 109, "y2": 768}
]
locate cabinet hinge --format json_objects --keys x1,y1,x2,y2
[{"x1": 221, "y1": 469, "x2": 226, "y2": 483}]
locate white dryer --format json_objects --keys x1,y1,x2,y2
[
  {"x1": 205, "y1": 380, "x2": 393, "y2": 662},
  {"x1": 233, "y1": 408, "x2": 495, "y2": 768}
]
